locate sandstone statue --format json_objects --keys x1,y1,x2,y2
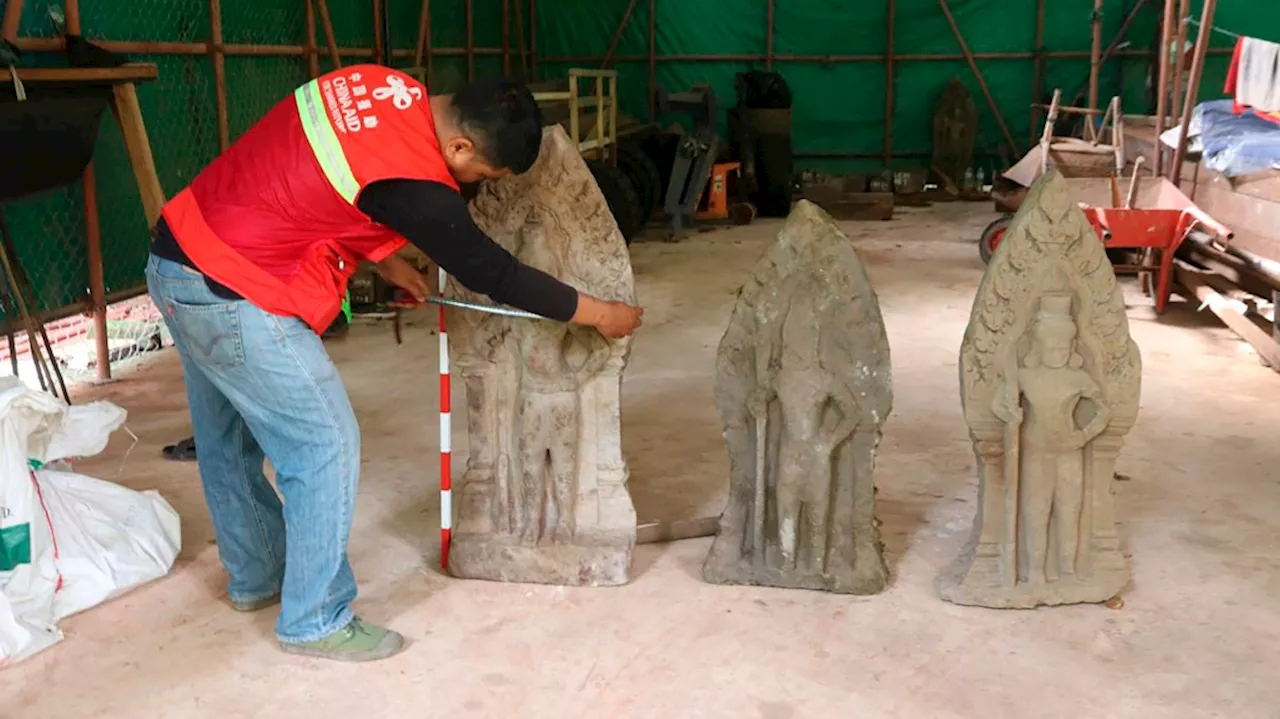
[
  {"x1": 703, "y1": 200, "x2": 893, "y2": 594},
  {"x1": 445, "y1": 126, "x2": 637, "y2": 586},
  {"x1": 937, "y1": 168, "x2": 1142, "y2": 608}
]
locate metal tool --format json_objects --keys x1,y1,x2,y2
[{"x1": 389, "y1": 291, "x2": 548, "y2": 345}]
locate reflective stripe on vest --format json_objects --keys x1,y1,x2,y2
[{"x1": 294, "y1": 80, "x2": 360, "y2": 204}]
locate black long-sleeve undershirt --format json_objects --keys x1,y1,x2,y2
[{"x1": 149, "y1": 179, "x2": 580, "y2": 323}]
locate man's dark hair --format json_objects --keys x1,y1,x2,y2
[{"x1": 452, "y1": 76, "x2": 544, "y2": 174}]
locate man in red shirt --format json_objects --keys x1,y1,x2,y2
[{"x1": 146, "y1": 65, "x2": 643, "y2": 662}]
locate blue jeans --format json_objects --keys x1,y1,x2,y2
[{"x1": 145, "y1": 254, "x2": 361, "y2": 643}]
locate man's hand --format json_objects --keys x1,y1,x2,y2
[
  {"x1": 375, "y1": 254, "x2": 431, "y2": 302},
  {"x1": 572, "y1": 293, "x2": 644, "y2": 339}
]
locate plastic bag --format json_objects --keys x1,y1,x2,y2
[{"x1": 0, "y1": 378, "x2": 180, "y2": 666}]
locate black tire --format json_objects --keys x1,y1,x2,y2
[
  {"x1": 588, "y1": 161, "x2": 643, "y2": 245},
  {"x1": 616, "y1": 144, "x2": 662, "y2": 219},
  {"x1": 979, "y1": 214, "x2": 1014, "y2": 264}
]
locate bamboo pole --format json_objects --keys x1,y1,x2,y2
[
  {"x1": 1089, "y1": 0, "x2": 1102, "y2": 112},
  {"x1": 765, "y1": 0, "x2": 774, "y2": 71},
  {"x1": 1154, "y1": 0, "x2": 1174, "y2": 176},
  {"x1": 936, "y1": 0, "x2": 1018, "y2": 156},
  {"x1": 601, "y1": 0, "x2": 640, "y2": 69},
  {"x1": 465, "y1": 0, "x2": 474, "y2": 81},
  {"x1": 883, "y1": 0, "x2": 895, "y2": 168},
  {"x1": 316, "y1": 0, "x2": 341, "y2": 69},
  {"x1": 648, "y1": 0, "x2": 656, "y2": 122},
  {"x1": 210, "y1": 0, "x2": 230, "y2": 152},
  {"x1": 305, "y1": 0, "x2": 319, "y2": 77},
  {"x1": 1030, "y1": 0, "x2": 1046, "y2": 147},
  {"x1": 1170, "y1": 0, "x2": 1218, "y2": 187}
]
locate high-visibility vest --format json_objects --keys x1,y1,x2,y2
[{"x1": 161, "y1": 64, "x2": 457, "y2": 333}]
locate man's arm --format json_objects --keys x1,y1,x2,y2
[{"x1": 357, "y1": 179, "x2": 642, "y2": 336}]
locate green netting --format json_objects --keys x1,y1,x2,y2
[{"x1": 0, "y1": 0, "x2": 1275, "y2": 321}]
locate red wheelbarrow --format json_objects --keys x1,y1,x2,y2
[{"x1": 978, "y1": 174, "x2": 1233, "y2": 313}]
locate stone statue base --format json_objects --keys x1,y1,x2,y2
[
  {"x1": 449, "y1": 532, "x2": 634, "y2": 587},
  {"x1": 703, "y1": 545, "x2": 887, "y2": 595},
  {"x1": 935, "y1": 536, "x2": 1127, "y2": 608}
]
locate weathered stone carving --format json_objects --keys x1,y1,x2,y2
[
  {"x1": 937, "y1": 169, "x2": 1142, "y2": 608},
  {"x1": 445, "y1": 126, "x2": 637, "y2": 586},
  {"x1": 702, "y1": 200, "x2": 893, "y2": 594}
]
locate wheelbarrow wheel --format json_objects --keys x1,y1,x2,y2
[{"x1": 979, "y1": 213, "x2": 1014, "y2": 264}]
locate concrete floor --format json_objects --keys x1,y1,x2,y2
[{"x1": 5, "y1": 204, "x2": 1280, "y2": 718}]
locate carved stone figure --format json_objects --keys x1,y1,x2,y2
[
  {"x1": 937, "y1": 168, "x2": 1142, "y2": 608},
  {"x1": 445, "y1": 126, "x2": 637, "y2": 586},
  {"x1": 703, "y1": 200, "x2": 893, "y2": 594},
  {"x1": 932, "y1": 77, "x2": 978, "y2": 192}
]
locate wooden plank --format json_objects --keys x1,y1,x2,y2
[
  {"x1": 13, "y1": 64, "x2": 159, "y2": 84},
  {"x1": 1176, "y1": 265, "x2": 1280, "y2": 369},
  {"x1": 636, "y1": 516, "x2": 719, "y2": 545},
  {"x1": 110, "y1": 84, "x2": 166, "y2": 227}
]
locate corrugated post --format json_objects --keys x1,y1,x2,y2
[
  {"x1": 1089, "y1": 0, "x2": 1102, "y2": 112},
  {"x1": 65, "y1": 0, "x2": 110, "y2": 382},
  {"x1": 648, "y1": 0, "x2": 656, "y2": 121},
  {"x1": 305, "y1": 0, "x2": 319, "y2": 77},
  {"x1": 765, "y1": 0, "x2": 774, "y2": 71},
  {"x1": 1170, "y1": 0, "x2": 1218, "y2": 187},
  {"x1": 1030, "y1": 0, "x2": 1046, "y2": 146},
  {"x1": 883, "y1": 0, "x2": 895, "y2": 169},
  {"x1": 210, "y1": 0, "x2": 230, "y2": 151},
  {"x1": 1154, "y1": 0, "x2": 1174, "y2": 176},
  {"x1": 438, "y1": 266, "x2": 452, "y2": 571},
  {"x1": 465, "y1": 0, "x2": 475, "y2": 82}
]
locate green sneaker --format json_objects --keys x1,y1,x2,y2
[
  {"x1": 278, "y1": 617, "x2": 405, "y2": 662},
  {"x1": 229, "y1": 593, "x2": 280, "y2": 613}
]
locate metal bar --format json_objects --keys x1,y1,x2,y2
[
  {"x1": 65, "y1": 0, "x2": 108, "y2": 384},
  {"x1": 1176, "y1": 265, "x2": 1280, "y2": 368},
  {"x1": 884, "y1": 0, "x2": 896, "y2": 168},
  {"x1": 1100, "y1": 0, "x2": 1150, "y2": 67},
  {"x1": 465, "y1": 0, "x2": 474, "y2": 81},
  {"x1": 1168, "y1": 0, "x2": 1191, "y2": 136},
  {"x1": 766, "y1": 0, "x2": 774, "y2": 71},
  {"x1": 1154, "y1": 0, "x2": 1174, "y2": 176},
  {"x1": 1, "y1": 0, "x2": 23, "y2": 43},
  {"x1": 210, "y1": 0, "x2": 230, "y2": 151},
  {"x1": 601, "y1": 0, "x2": 640, "y2": 69},
  {"x1": 1170, "y1": 0, "x2": 1218, "y2": 187},
  {"x1": 304, "y1": 0, "x2": 319, "y2": 77},
  {"x1": 648, "y1": 0, "x2": 656, "y2": 121},
  {"x1": 1030, "y1": 0, "x2": 1046, "y2": 146},
  {"x1": 414, "y1": 0, "x2": 430, "y2": 68},
  {"x1": 1089, "y1": 0, "x2": 1103, "y2": 112},
  {"x1": 935, "y1": 0, "x2": 1018, "y2": 155},
  {"x1": 315, "y1": 0, "x2": 341, "y2": 68}
]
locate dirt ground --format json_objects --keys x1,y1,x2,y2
[{"x1": 5, "y1": 203, "x2": 1280, "y2": 718}]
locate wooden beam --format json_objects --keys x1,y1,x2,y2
[
  {"x1": 1089, "y1": 0, "x2": 1103, "y2": 112},
  {"x1": 1154, "y1": 0, "x2": 1174, "y2": 176},
  {"x1": 315, "y1": 0, "x2": 341, "y2": 69},
  {"x1": 1, "y1": 0, "x2": 23, "y2": 43},
  {"x1": 372, "y1": 0, "x2": 384, "y2": 64},
  {"x1": 1176, "y1": 265, "x2": 1280, "y2": 369},
  {"x1": 465, "y1": 0, "x2": 474, "y2": 81},
  {"x1": 648, "y1": 0, "x2": 656, "y2": 121},
  {"x1": 11, "y1": 65, "x2": 159, "y2": 83},
  {"x1": 304, "y1": 0, "x2": 319, "y2": 77},
  {"x1": 109, "y1": 84, "x2": 167, "y2": 226},
  {"x1": 935, "y1": 0, "x2": 1018, "y2": 156},
  {"x1": 502, "y1": 0, "x2": 511, "y2": 75},
  {"x1": 1170, "y1": 0, "x2": 1218, "y2": 186},
  {"x1": 765, "y1": 0, "x2": 774, "y2": 71},
  {"x1": 1030, "y1": 0, "x2": 1046, "y2": 147}
]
